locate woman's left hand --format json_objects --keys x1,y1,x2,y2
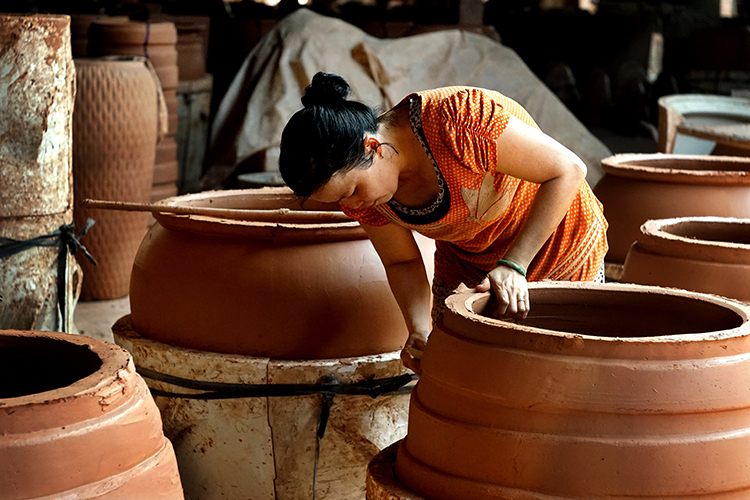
[{"x1": 476, "y1": 265, "x2": 529, "y2": 322}]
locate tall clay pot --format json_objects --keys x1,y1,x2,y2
[
  {"x1": 383, "y1": 282, "x2": 750, "y2": 499},
  {"x1": 73, "y1": 56, "x2": 165, "y2": 300},
  {"x1": 593, "y1": 153, "x2": 750, "y2": 265},
  {"x1": 0, "y1": 14, "x2": 79, "y2": 332},
  {"x1": 622, "y1": 216, "x2": 750, "y2": 302},
  {"x1": 129, "y1": 187, "x2": 435, "y2": 359},
  {"x1": 0, "y1": 329, "x2": 184, "y2": 499}
]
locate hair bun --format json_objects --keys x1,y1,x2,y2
[{"x1": 301, "y1": 72, "x2": 350, "y2": 108}]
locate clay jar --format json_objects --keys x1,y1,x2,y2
[
  {"x1": 129, "y1": 187, "x2": 435, "y2": 359},
  {"x1": 622, "y1": 216, "x2": 750, "y2": 302},
  {"x1": 0, "y1": 329, "x2": 183, "y2": 499},
  {"x1": 593, "y1": 153, "x2": 750, "y2": 264},
  {"x1": 394, "y1": 282, "x2": 750, "y2": 499}
]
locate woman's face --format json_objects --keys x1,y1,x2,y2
[{"x1": 310, "y1": 156, "x2": 399, "y2": 210}]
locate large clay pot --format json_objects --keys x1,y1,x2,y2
[
  {"x1": 129, "y1": 188, "x2": 435, "y2": 359},
  {"x1": 0, "y1": 329, "x2": 184, "y2": 499},
  {"x1": 622, "y1": 216, "x2": 750, "y2": 302},
  {"x1": 73, "y1": 56, "x2": 164, "y2": 300},
  {"x1": 389, "y1": 282, "x2": 750, "y2": 499},
  {"x1": 0, "y1": 14, "x2": 79, "y2": 332},
  {"x1": 593, "y1": 153, "x2": 750, "y2": 264}
]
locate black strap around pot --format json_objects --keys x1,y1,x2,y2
[{"x1": 0, "y1": 219, "x2": 97, "y2": 333}]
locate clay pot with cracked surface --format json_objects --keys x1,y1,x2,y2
[
  {"x1": 129, "y1": 187, "x2": 435, "y2": 359},
  {"x1": 593, "y1": 153, "x2": 750, "y2": 264},
  {"x1": 390, "y1": 282, "x2": 750, "y2": 499},
  {"x1": 0, "y1": 329, "x2": 183, "y2": 499},
  {"x1": 622, "y1": 216, "x2": 750, "y2": 302}
]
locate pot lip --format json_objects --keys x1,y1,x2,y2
[
  {"x1": 0, "y1": 329, "x2": 132, "y2": 408},
  {"x1": 637, "y1": 216, "x2": 750, "y2": 263},
  {"x1": 445, "y1": 282, "x2": 750, "y2": 344},
  {"x1": 1, "y1": 13, "x2": 71, "y2": 22},
  {"x1": 153, "y1": 187, "x2": 365, "y2": 234},
  {"x1": 600, "y1": 153, "x2": 750, "y2": 184}
]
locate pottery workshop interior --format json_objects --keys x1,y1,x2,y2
[{"x1": 3, "y1": 0, "x2": 750, "y2": 497}]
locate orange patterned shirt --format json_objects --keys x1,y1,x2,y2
[{"x1": 342, "y1": 87, "x2": 608, "y2": 290}]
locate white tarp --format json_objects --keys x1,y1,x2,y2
[{"x1": 205, "y1": 8, "x2": 612, "y2": 189}]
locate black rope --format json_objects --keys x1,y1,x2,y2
[
  {"x1": 138, "y1": 366, "x2": 417, "y2": 400},
  {"x1": 0, "y1": 219, "x2": 97, "y2": 333}
]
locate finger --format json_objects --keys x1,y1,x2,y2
[
  {"x1": 514, "y1": 296, "x2": 529, "y2": 321},
  {"x1": 493, "y1": 288, "x2": 510, "y2": 317},
  {"x1": 400, "y1": 349, "x2": 422, "y2": 376},
  {"x1": 475, "y1": 278, "x2": 491, "y2": 292}
]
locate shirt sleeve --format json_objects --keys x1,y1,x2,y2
[
  {"x1": 340, "y1": 204, "x2": 391, "y2": 227},
  {"x1": 437, "y1": 88, "x2": 511, "y2": 175}
]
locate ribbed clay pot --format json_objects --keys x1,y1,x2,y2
[
  {"x1": 593, "y1": 153, "x2": 750, "y2": 264},
  {"x1": 622, "y1": 216, "x2": 750, "y2": 302},
  {"x1": 129, "y1": 187, "x2": 436, "y2": 359},
  {"x1": 0, "y1": 329, "x2": 184, "y2": 499},
  {"x1": 389, "y1": 282, "x2": 750, "y2": 499},
  {"x1": 73, "y1": 56, "x2": 164, "y2": 300}
]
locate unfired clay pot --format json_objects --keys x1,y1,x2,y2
[
  {"x1": 593, "y1": 153, "x2": 750, "y2": 264},
  {"x1": 0, "y1": 329, "x2": 183, "y2": 499},
  {"x1": 129, "y1": 187, "x2": 435, "y2": 359},
  {"x1": 622, "y1": 216, "x2": 750, "y2": 302},
  {"x1": 389, "y1": 282, "x2": 750, "y2": 499}
]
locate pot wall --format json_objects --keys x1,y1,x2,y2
[
  {"x1": 0, "y1": 329, "x2": 183, "y2": 499},
  {"x1": 129, "y1": 188, "x2": 435, "y2": 359},
  {"x1": 395, "y1": 282, "x2": 750, "y2": 499},
  {"x1": 622, "y1": 216, "x2": 750, "y2": 302},
  {"x1": 593, "y1": 154, "x2": 750, "y2": 264}
]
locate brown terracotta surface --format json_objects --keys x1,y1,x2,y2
[
  {"x1": 367, "y1": 443, "x2": 428, "y2": 500},
  {"x1": 0, "y1": 329, "x2": 183, "y2": 499},
  {"x1": 395, "y1": 282, "x2": 750, "y2": 499},
  {"x1": 593, "y1": 153, "x2": 750, "y2": 264},
  {"x1": 73, "y1": 57, "x2": 160, "y2": 300},
  {"x1": 128, "y1": 187, "x2": 434, "y2": 359},
  {"x1": 622, "y1": 216, "x2": 750, "y2": 302}
]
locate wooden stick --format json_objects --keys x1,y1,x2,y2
[{"x1": 82, "y1": 199, "x2": 354, "y2": 223}]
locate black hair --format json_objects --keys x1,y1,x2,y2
[{"x1": 279, "y1": 72, "x2": 379, "y2": 197}]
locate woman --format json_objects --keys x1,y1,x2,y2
[{"x1": 279, "y1": 72, "x2": 608, "y2": 372}]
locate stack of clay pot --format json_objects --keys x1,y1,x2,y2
[
  {"x1": 621, "y1": 216, "x2": 750, "y2": 302},
  {"x1": 368, "y1": 283, "x2": 750, "y2": 499},
  {"x1": 113, "y1": 187, "x2": 436, "y2": 499},
  {"x1": 593, "y1": 153, "x2": 750, "y2": 276},
  {"x1": 0, "y1": 328, "x2": 184, "y2": 499},
  {"x1": 88, "y1": 20, "x2": 180, "y2": 202},
  {"x1": 72, "y1": 56, "x2": 166, "y2": 300},
  {"x1": 69, "y1": 14, "x2": 128, "y2": 58}
]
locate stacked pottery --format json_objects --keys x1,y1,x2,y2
[
  {"x1": 621, "y1": 216, "x2": 750, "y2": 302},
  {"x1": 72, "y1": 56, "x2": 166, "y2": 300},
  {"x1": 69, "y1": 14, "x2": 128, "y2": 58},
  {"x1": 368, "y1": 283, "x2": 750, "y2": 499},
  {"x1": 593, "y1": 153, "x2": 750, "y2": 271},
  {"x1": 114, "y1": 187, "x2": 436, "y2": 500},
  {"x1": 88, "y1": 21, "x2": 180, "y2": 202},
  {"x1": 0, "y1": 14, "x2": 79, "y2": 332},
  {"x1": 0, "y1": 329, "x2": 184, "y2": 499}
]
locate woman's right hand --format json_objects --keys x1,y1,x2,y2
[{"x1": 401, "y1": 331, "x2": 428, "y2": 376}]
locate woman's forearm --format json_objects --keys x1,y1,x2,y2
[
  {"x1": 383, "y1": 257, "x2": 433, "y2": 338},
  {"x1": 502, "y1": 171, "x2": 584, "y2": 270}
]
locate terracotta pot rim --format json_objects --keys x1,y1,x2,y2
[
  {"x1": 152, "y1": 188, "x2": 366, "y2": 241},
  {"x1": 601, "y1": 153, "x2": 750, "y2": 185},
  {"x1": 1, "y1": 13, "x2": 70, "y2": 21},
  {"x1": 0, "y1": 329, "x2": 131, "y2": 408},
  {"x1": 445, "y1": 282, "x2": 750, "y2": 345},
  {"x1": 638, "y1": 216, "x2": 750, "y2": 263}
]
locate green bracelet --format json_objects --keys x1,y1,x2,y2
[{"x1": 495, "y1": 259, "x2": 527, "y2": 278}]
